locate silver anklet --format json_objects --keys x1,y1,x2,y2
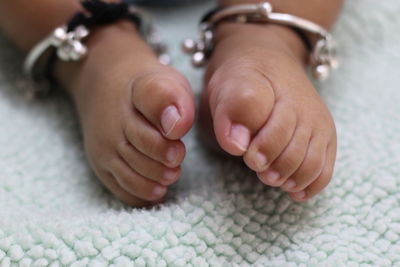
[
  {"x1": 182, "y1": 2, "x2": 338, "y2": 81},
  {"x1": 23, "y1": 0, "x2": 169, "y2": 97}
]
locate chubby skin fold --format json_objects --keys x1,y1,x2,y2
[{"x1": 0, "y1": 0, "x2": 343, "y2": 206}]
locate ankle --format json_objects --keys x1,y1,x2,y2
[
  {"x1": 214, "y1": 23, "x2": 308, "y2": 66},
  {"x1": 53, "y1": 20, "x2": 155, "y2": 97}
]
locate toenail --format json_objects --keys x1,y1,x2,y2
[
  {"x1": 292, "y1": 190, "x2": 306, "y2": 200},
  {"x1": 153, "y1": 186, "x2": 166, "y2": 196},
  {"x1": 166, "y1": 146, "x2": 179, "y2": 164},
  {"x1": 254, "y1": 152, "x2": 268, "y2": 170},
  {"x1": 229, "y1": 124, "x2": 250, "y2": 152},
  {"x1": 262, "y1": 170, "x2": 280, "y2": 183},
  {"x1": 161, "y1": 105, "x2": 181, "y2": 136},
  {"x1": 164, "y1": 169, "x2": 177, "y2": 180},
  {"x1": 281, "y1": 179, "x2": 296, "y2": 191}
]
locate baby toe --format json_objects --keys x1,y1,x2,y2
[
  {"x1": 117, "y1": 141, "x2": 181, "y2": 186},
  {"x1": 245, "y1": 102, "x2": 297, "y2": 173},
  {"x1": 207, "y1": 61, "x2": 275, "y2": 156},
  {"x1": 282, "y1": 136, "x2": 328, "y2": 194},
  {"x1": 289, "y1": 142, "x2": 336, "y2": 201},
  {"x1": 131, "y1": 70, "x2": 195, "y2": 140},
  {"x1": 108, "y1": 158, "x2": 167, "y2": 202},
  {"x1": 99, "y1": 171, "x2": 153, "y2": 207},
  {"x1": 123, "y1": 112, "x2": 185, "y2": 168},
  {"x1": 258, "y1": 127, "x2": 311, "y2": 187}
]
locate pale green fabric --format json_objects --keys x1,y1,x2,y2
[{"x1": 0, "y1": 0, "x2": 399, "y2": 266}]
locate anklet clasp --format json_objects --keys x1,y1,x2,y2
[{"x1": 182, "y1": 2, "x2": 338, "y2": 81}]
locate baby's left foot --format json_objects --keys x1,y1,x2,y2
[{"x1": 200, "y1": 23, "x2": 337, "y2": 201}]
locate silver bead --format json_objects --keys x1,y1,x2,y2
[
  {"x1": 203, "y1": 30, "x2": 213, "y2": 43},
  {"x1": 191, "y1": 52, "x2": 205, "y2": 67},
  {"x1": 258, "y1": 2, "x2": 273, "y2": 18},
  {"x1": 182, "y1": 39, "x2": 197, "y2": 53},
  {"x1": 57, "y1": 44, "x2": 71, "y2": 61},
  {"x1": 51, "y1": 27, "x2": 68, "y2": 46},
  {"x1": 313, "y1": 64, "x2": 330, "y2": 81},
  {"x1": 74, "y1": 26, "x2": 90, "y2": 39},
  {"x1": 159, "y1": 54, "x2": 171, "y2": 65},
  {"x1": 69, "y1": 41, "x2": 87, "y2": 61}
]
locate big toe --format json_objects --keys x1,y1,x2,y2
[
  {"x1": 132, "y1": 68, "x2": 195, "y2": 140},
  {"x1": 207, "y1": 60, "x2": 275, "y2": 156}
]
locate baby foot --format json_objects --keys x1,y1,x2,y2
[
  {"x1": 57, "y1": 22, "x2": 195, "y2": 206},
  {"x1": 200, "y1": 23, "x2": 337, "y2": 202}
]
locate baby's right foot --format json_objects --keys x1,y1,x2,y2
[{"x1": 57, "y1": 21, "x2": 195, "y2": 207}]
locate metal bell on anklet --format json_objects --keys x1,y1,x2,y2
[{"x1": 51, "y1": 26, "x2": 90, "y2": 62}]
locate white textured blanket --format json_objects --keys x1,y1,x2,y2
[{"x1": 0, "y1": 0, "x2": 399, "y2": 266}]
